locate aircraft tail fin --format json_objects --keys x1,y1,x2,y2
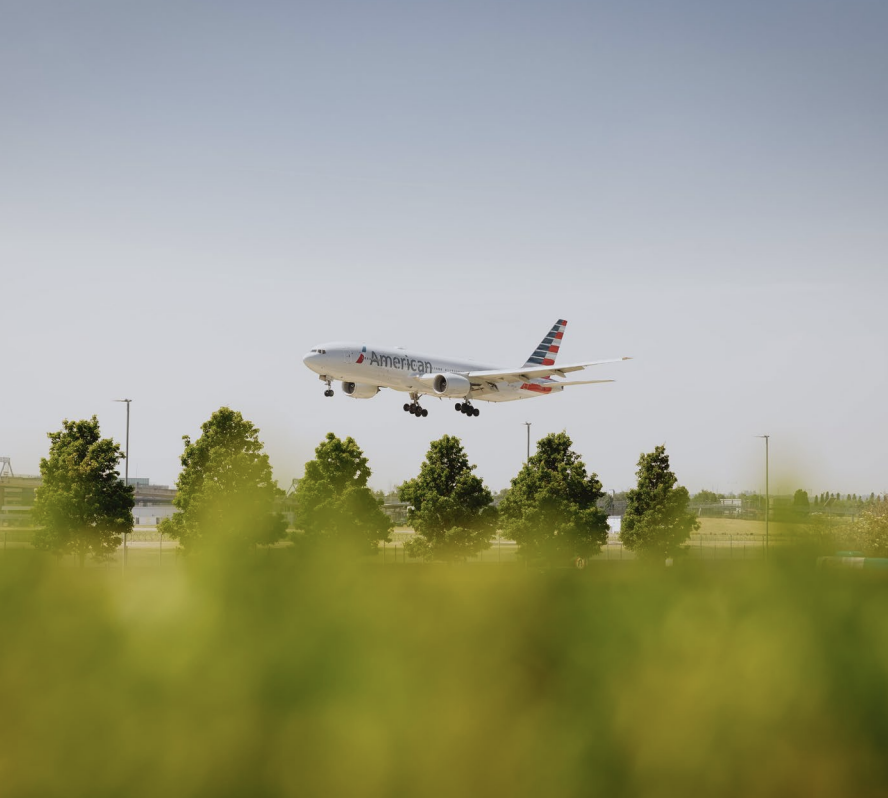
[{"x1": 523, "y1": 319, "x2": 567, "y2": 368}]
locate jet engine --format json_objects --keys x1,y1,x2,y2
[
  {"x1": 418, "y1": 372, "x2": 472, "y2": 397},
  {"x1": 341, "y1": 381, "x2": 379, "y2": 399}
]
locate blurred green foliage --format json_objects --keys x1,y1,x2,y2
[
  {"x1": 1, "y1": 554, "x2": 887, "y2": 797},
  {"x1": 843, "y1": 502, "x2": 888, "y2": 557}
]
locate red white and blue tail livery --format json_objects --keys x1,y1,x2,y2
[
  {"x1": 303, "y1": 320, "x2": 630, "y2": 418},
  {"x1": 524, "y1": 319, "x2": 567, "y2": 368}
]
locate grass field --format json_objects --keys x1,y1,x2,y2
[
  {"x1": 2, "y1": 515, "x2": 847, "y2": 568},
  {"x1": 1, "y1": 552, "x2": 886, "y2": 797},
  {"x1": 695, "y1": 515, "x2": 850, "y2": 538}
]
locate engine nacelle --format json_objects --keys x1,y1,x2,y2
[
  {"x1": 418, "y1": 372, "x2": 472, "y2": 397},
  {"x1": 341, "y1": 381, "x2": 379, "y2": 399}
]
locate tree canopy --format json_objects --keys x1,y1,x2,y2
[
  {"x1": 498, "y1": 432, "x2": 609, "y2": 563},
  {"x1": 620, "y1": 445, "x2": 698, "y2": 560},
  {"x1": 399, "y1": 435, "x2": 496, "y2": 561},
  {"x1": 845, "y1": 503, "x2": 888, "y2": 557},
  {"x1": 691, "y1": 490, "x2": 722, "y2": 506},
  {"x1": 32, "y1": 416, "x2": 134, "y2": 564},
  {"x1": 291, "y1": 433, "x2": 392, "y2": 556},
  {"x1": 159, "y1": 407, "x2": 286, "y2": 552}
]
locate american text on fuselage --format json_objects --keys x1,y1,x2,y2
[{"x1": 367, "y1": 350, "x2": 433, "y2": 374}]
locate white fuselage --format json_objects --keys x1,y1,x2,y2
[{"x1": 303, "y1": 342, "x2": 559, "y2": 402}]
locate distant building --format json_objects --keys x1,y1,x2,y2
[
  {"x1": 382, "y1": 501, "x2": 410, "y2": 526},
  {"x1": 0, "y1": 472, "x2": 41, "y2": 527},
  {"x1": 720, "y1": 498, "x2": 742, "y2": 515},
  {"x1": 280, "y1": 479, "x2": 300, "y2": 528},
  {"x1": 131, "y1": 482, "x2": 177, "y2": 526},
  {"x1": 0, "y1": 459, "x2": 176, "y2": 527}
]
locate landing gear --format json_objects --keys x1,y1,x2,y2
[
  {"x1": 319, "y1": 376, "x2": 334, "y2": 398},
  {"x1": 455, "y1": 401, "x2": 479, "y2": 417},
  {"x1": 324, "y1": 389, "x2": 334, "y2": 398},
  {"x1": 403, "y1": 394, "x2": 428, "y2": 418}
]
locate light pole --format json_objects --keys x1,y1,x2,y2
[
  {"x1": 115, "y1": 399, "x2": 132, "y2": 571},
  {"x1": 756, "y1": 434, "x2": 769, "y2": 557},
  {"x1": 523, "y1": 422, "x2": 531, "y2": 462}
]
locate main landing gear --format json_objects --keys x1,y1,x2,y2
[
  {"x1": 403, "y1": 393, "x2": 428, "y2": 418},
  {"x1": 455, "y1": 402, "x2": 480, "y2": 418}
]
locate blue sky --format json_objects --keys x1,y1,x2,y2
[{"x1": 2, "y1": 0, "x2": 886, "y2": 495}]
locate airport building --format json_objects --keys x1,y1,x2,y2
[
  {"x1": 0, "y1": 458, "x2": 42, "y2": 528},
  {"x1": 0, "y1": 458, "x2": 176, "y2": 527},
  {"x1": 130, "y1": 480, "x2": 177, "y2": 526}
]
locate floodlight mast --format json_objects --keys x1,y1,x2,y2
[
  {"x1": 756, "y1": 435, "x2": 770, "y2": 557},
  {"x1": 114, "y1": 399, "x2": 132, "y2": 571},
  {"x1": 523, "y1": 422, "x2": 531, "y2": 462}
]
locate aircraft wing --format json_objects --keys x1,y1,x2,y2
[{"x1": 465, "y1": 357, "x2": 631, "y2": 384}]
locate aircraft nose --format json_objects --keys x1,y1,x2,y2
[{"x1": 303, "y1": 347, "x2": 331, "y2": 372}]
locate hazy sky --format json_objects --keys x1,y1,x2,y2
[{"x1": 3, "y1": 0, "x2": 886, "y2": 496}]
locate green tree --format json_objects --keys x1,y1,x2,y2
[
  {"x1": 620, "y1": 445, "x2": 699, "y2": 560},
  {"x1": 492, "y1": 487, "x2": 511, "y2": 505},
  {"x1": 498, "y1": 432, "x2": 609, "y2": 564},
  {"x1": 160, "y1": 407, "x2": 286, "y2": 552},
  {"x1": 291, "y1": 433, "x2": 392, "y2": 556},
  {"x1": 399, "y1": 435, "x2": 496, "y2": 561},
  {"x1": 32, "y1": 417, "x2": 134, "y2": 565},
  {"x1": 844, "y1": 502, "x2": 888, "y2": 557},
  {"x1": 691, "y1": 489, "x2": 722, "y2": 506}
]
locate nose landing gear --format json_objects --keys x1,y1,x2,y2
[
  {"x1": 454, "y1": 402, "x2": 480, "y2": 417},
  {"x1": 320, "y1": 377, "x2": 334, "y2": 397}
]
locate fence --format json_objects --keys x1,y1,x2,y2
[
  {"x1": 2, "y1": 528, "x2": 825, "y2": 567},
  {"x1": 1, "y1": 528, "x2": 180, "y2": 570},
  {"x1": 378, "y1": 533, "x2": 782, "y2": 564}
]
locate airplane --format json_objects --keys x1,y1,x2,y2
[{"x1": 302, "y1": 319, "x2": 630, "y2": 419}]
